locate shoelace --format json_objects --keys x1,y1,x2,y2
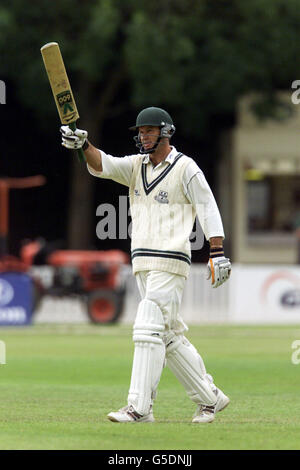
[
  {"x1": 194, "y1": 404, "x2": 215, "y2": 417},
  {"x1": 202, "y1": 405, "x2": 215, "y2": 414},
  {"x1": 121, "y1": 405, "x2": 143, "y2": 421}
]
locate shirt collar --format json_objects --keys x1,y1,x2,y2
[{"x1": 142, "y1": 146, "x2": 178, "y2": 165}]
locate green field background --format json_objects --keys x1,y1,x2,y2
[{"x1": 0, "y1": 324, "x2": 299, "y2": 450}]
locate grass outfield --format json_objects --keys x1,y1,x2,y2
[{"x1": 0, "y1": 324, "x2": 299, "y2": 450}]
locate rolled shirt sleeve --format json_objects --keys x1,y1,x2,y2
[
  {"x1": 183, "y1": 160, "x2": 225, "y2": 240},
  {"x1": 87, "y1": 150, "x2": 136, "y2": 188}
]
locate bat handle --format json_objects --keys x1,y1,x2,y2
[{"x1": 69, "y1": 122, "x2": 86, "y2": 163}]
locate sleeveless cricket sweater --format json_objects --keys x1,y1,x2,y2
[{"x1": 129, "y1": 153, "x2": 196, "y2": 278}]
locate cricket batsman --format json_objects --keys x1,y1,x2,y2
[{"x1": 60, "y1": 107, "x2": 231, "y2": 423}]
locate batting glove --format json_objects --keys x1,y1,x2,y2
[
  {"x1": 207, "y1": 248, "x2": 231, "y2": 288},
  {"x1": 60, "y1": 125, "x2": 88, "y2": 150}
]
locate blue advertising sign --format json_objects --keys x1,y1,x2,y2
[{"x1": 0, "y1": 273, "x2": 33, "y2": 325}]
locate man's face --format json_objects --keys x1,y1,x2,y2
[{"x1": 138, "y1": 126, "x2": 160, "y2": 151}]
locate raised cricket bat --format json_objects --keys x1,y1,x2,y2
[{"x1": 40, "y1": 42, "x2": 85, "y2": 163}]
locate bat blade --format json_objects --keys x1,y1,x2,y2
[{"x1": 41, "y1": 42, "x2": 85, "y2": 162}]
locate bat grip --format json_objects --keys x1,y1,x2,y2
[{"x1": 69, "y1": 122, "x2": 86, "y2": 163}]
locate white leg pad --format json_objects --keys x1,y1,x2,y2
[
  {"x1": 165, "y1": 332, "x2": 217, "y2": 406},
  {"x1": 188, "y1": 344, "x2": 217, "y2": 392},
  {"x1": 128, "y1": 299, "x2": 165, "y2": 416}
]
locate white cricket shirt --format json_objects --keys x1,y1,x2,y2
[{"x1": 87, "y1": 146, "x2": 225, "y2": 241}]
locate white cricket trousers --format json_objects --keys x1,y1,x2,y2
[
  {"x1": 127, "y1": 270, "x2": 217, "y2": 414},
  {"x1": 135, "y1": 270, "x2": 188, "y2": 334}
]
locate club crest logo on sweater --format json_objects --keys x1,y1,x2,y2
[{"x1": 154, "y1": 190, "x2": 169, "y2": 204}]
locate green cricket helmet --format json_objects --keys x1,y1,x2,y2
[{"x1": 129, "y1": 107, "x2": 176, "y2": 154}]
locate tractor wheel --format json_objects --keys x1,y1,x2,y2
[{"x1": 87, "y1": 289, "x2": 125, "y2": 324}]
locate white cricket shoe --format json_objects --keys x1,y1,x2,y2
[
  {"x1": 107, "y1": 405, "x2": 155, "y2": 423},
  {"x1": 192, "y1": 405, "x2": 215, "y2": 423},
  {"x1": 192, "y1": 389, "x2": 230, "y2": 423}
]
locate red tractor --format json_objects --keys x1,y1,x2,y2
[
  {"x1": 0, "y1": 176, "x2": 130, "y2": 324},
  {"x1": 20, "y1": 239, "x2": 130, "y2": 324}
]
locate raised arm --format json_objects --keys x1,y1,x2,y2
[
  {"x1": 60, "y1": 124, "x2": 134, "y2": 187},
  {"x1": 83, "y1": 141, "x2": 102, "y2": 173}
]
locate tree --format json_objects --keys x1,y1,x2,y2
[
  {"x1": 126, "y1": 0, "x2": 300, "y2": 133},
  {"x1": 1, "y1": 0, "x2": 300, "y2": 248}
]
